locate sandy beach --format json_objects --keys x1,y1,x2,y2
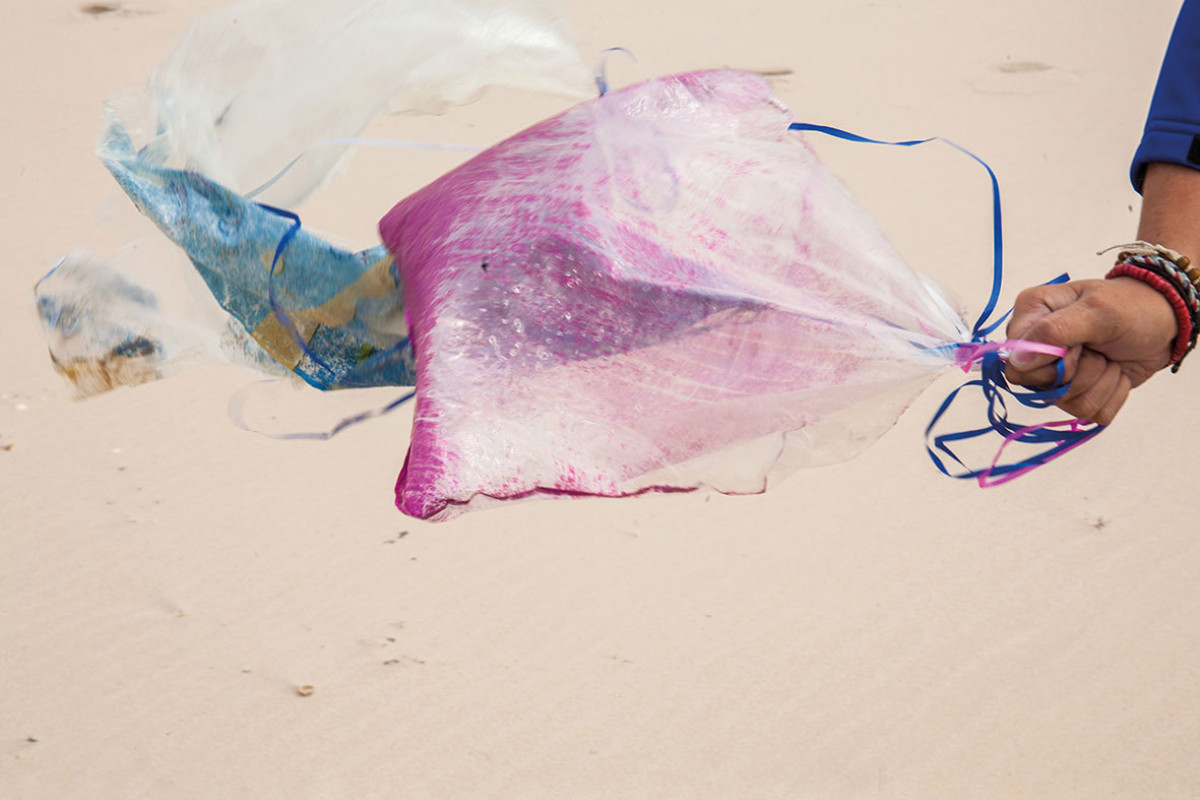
[{"x1": 3, "y1": 0, "x2": 1200, "y2": 797}]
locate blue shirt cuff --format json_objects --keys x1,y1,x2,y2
[{"x1": 1132, "y1": 125, "x2": 1200, "y2": 193}]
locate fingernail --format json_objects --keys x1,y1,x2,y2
[{"x1": 1009, "y1": 350, "x2": 1036, "y2": 367}]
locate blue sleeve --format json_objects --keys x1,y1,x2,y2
[{"x1": 1132, "y1": 0, "x2": 1200, "y2": 192}]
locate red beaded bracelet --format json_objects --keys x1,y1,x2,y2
[{"x1": 1105, "y1": 261, "x2": 1193, "y2": 368}]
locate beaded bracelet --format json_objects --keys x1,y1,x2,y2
[
  {"x1": 1107, "y1": 241, "x2": 1200, "y2": 285},
  {"x1": 1105, "y1": 262, "x2": 1195, "y2": 369},
  {"x1": 1123, "y1": 253, "x2": 1200, "y2": 306},
  {"x1": 1102, "y1": 241, "x2": 1200, "y2": 372}
]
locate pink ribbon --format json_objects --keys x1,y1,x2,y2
[{"x1": 954, "y1": 339, "x2": 1067, "y2": 373}]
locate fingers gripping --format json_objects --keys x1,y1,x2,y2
[
  {"x1": 1005, "y1": 281, "x2": 1120, "y2": 388},
  {"x1": 1055, "y1": 351, "x2": 1129, "y2": 425}
]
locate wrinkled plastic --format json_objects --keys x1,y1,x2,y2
[
  {"x1": 146, "y1": 0, "x2": 592, "y2": 207},
  {"x1": 93, "y1": 120, "x2": 415, "y2": 390},
  {"x1": 38, "y1": 0, "x2": 985, "y2": 519},
  {"x1": 37, "y1": 0, "x2": 590, "y2": 397},
  {"x1": 380, "y1": 71, "x2": 971, "y2": 520},
  {"x1": 36, "y1": 250, "x2": 284, "y2": 398}
]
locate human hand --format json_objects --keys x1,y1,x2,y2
[{"x1": 1003, "y1": 277, "x2": 1178, "y2": 424}]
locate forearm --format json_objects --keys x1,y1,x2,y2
[{"x1": 1137, "y1": 162, "x2": 1200, "y2": 262}]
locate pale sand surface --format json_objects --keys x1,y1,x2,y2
[{"x1": 4, "y1": 1, "x2": 1200, "y2": 797}]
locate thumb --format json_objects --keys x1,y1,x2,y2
[{"x1": 1008, "y1": 348, "x2": 1040, "y2": 368}]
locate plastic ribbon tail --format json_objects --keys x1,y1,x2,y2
[
  {"x1": 228, "y1": 380, "x2": 416, "y2": 441},
  {"x1": 926, "y1": 343, "x2": 1104, "y2": 486},
  {"x1": 594, "y1": 47, "x2": 636, "y2": 96}
]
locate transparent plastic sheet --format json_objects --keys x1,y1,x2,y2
[
  {"x1": 379, "y1": 71, "x2": 973, "y2": 519},
  {"x1": 147, "y1": 0, "x2": 592, "y2": 207},
  {"x1": 36, "y1": 0, "x2": 591, "y2": 397},
  {"x1": 36, "y1": 249, "x2": 285, "y2": 398}
]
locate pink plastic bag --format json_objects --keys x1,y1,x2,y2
[{"x1": 380, "y1": 70, "x2": 969, "y2": 520}]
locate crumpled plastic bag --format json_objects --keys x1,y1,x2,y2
[
  {"x1": 36, "y1": 249, "x2": 286, "y2": 398},
  {"x1": 41, "y1": 0, "x2": 1044, "y2": 521},
  {"x1": 379, "y1": 70, "x2": 970, "y2": 519},
  {"x1": 95, "y1": 120, "x2": 414, "y2": 390},
  {"x1": 37, "y1": 0, "x2": 591, "y2": 397}
]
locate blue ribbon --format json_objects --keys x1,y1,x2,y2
[
  {"x1": 788, "y1": 122, "x2": 1104, "y2": 483},
  {"x1": 788, "y1": 122, "x2": 1007, "y2": 339},
  {"x1": 924, "y1": 352, "x2": 1101, "y2": 483}
]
